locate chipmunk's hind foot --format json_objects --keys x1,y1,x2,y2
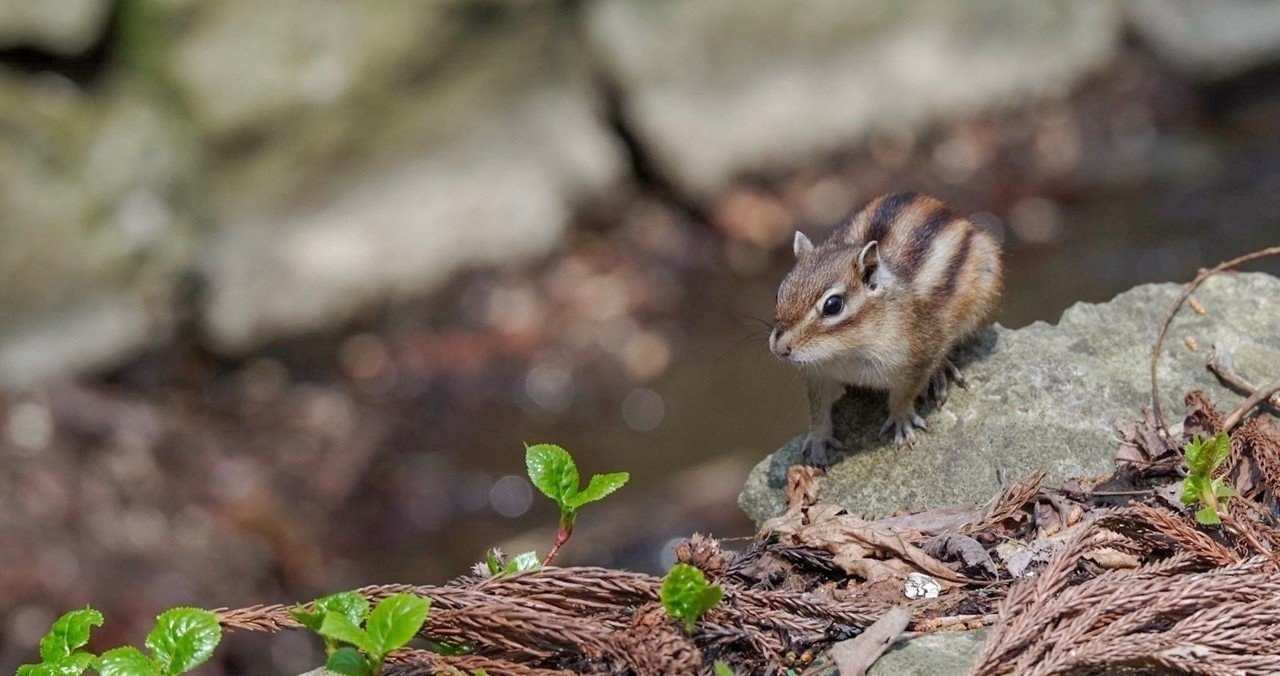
[{"x1": 928, "y1": 358, "x2": 967, "y2": 407}]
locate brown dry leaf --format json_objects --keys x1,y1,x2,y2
[
  {"x1": 828, "y1": 605, "x2": 911, "y2": 676},
  {"x1": 1082, "y1": 547, "x2": 1141, "y2": 570},
  {"x1": 924, "y1": 533, "x2": 997, "y2": 578},
  {"x1": 867, "y1": 504, "x2": 983, "y2": 539},
  {"x1": 1183, "y1": 390, "x2": 1223, "y2": 439},
  {"x1": 1114, "y1": 409, "x2": 1179, "y2": 466},
  {"x1": 1235, "y1": 416, "x2": 1280, "y2": 496},
  {"x1": 762, "y1": 503, "x2": 970, "y2": 584},
  {"x1": 786, "y1": 464, "x2": 824, "y2": 510},
  {"x1": 961, "y1": 471, "x2": 1044, "y2": 535}
]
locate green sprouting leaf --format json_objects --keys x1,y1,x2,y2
[
  {"x1": 39, "y1": 608, "x2": 104, "y2": 664},
  {"x1": 1184, "y1": 433, "x2": 1231, "y2": 476},
  {"x1": 18, "y1": 662, "x2": 79, "y2": 676},
  {"x1": 18, "y1": 652, "x2": 97, "y2": 676},
  {"x1": 508, "y1": 551, "x2": 541, "y2": 574},
  {"x1": 1206, "y1": 433, "x2": 1231, "y2": 471},
  {"x1": 145, "y1": 608, "x2": 221, "y2": 674},
  {"x1": 1184, "y1": 435, "x2": 1209, "y2": 474},
  {"x1": 325, "y1": 646, "x2": 371, "y2": 676},
  {"x1": 485, "y1": 549, "x2": 504, "y2": 576},
  {"x1": 567, "y1": 472, "x2": 630, "y2": 508},
  {"x1": 292, "y1": 591, "x2": 371, "y2": 633},
  {"x1": 1214, "y1": 482, "x2": 1238, "y2": 499},
  {"x1": 1180, "y1": 474, "x2": 1207, "y2": 506},
  {"x1": 525, "y1": 444, "x2": 579, "y2": 508},
  {"x1": 60, "y1": 653, "x2": 96, "y2": 675},
  {"x1": 714, "y1": 660, "x2": 736, "y2": 676},
  {"x1": 660, "y1": 563, "x2": 724, "y2": 632},
  {"x1": 96, "y1": 647, "x2": 163, "y2": 676},
  {"x1": 482, "y1": 549, "x2": 539, "y2": 577},
  {"x1": 1196, "y1": 507, "x2": 1222, "y2": 526},
  {"x1": 364, "y1": 594, "x2": 431, "y2": 658},
  {"x1": 318, "y1": 613, "x2": 375, "y2": 655}
]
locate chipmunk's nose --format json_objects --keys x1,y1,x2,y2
[{"x1": 770, "y1": 328, "x2": 793, "y2": 358}]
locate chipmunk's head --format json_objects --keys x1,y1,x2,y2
[{"x1": 769, "y1": 231, "x2": 897, "y2": 365}]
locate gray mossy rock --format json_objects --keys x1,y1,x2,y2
[
  {"x1": 741, "y1": 273, "x2": 1280, "y2": 525},
  {"x1": 0, "y1": 74, "x2": 198, "y2": 388},
  {"x1": 869, "y1": 629, "x2": 988, "y2": 676},
  {"x1": 168, "y1": 2, "x2": 625, "y2": 350}
]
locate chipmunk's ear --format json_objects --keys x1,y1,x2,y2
[
  {"x1": 793, "y1": 231, "x2": 814, "y2": 258},
  {"x1": 857, "y1": 241, "x2": 888, "y2": 289},
  {"x1": 857, "y1": 240, "x2": 879, "y2": 271}
]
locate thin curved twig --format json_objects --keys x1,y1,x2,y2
[{"x1": 1150, "y1": 247, "x2": 1280, "y2": 436}]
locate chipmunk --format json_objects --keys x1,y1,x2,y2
[{"x1": 769, "y1": 192, "x2": 1002, "y2": 464}]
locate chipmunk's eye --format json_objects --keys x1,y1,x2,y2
[{"x1": 821, "y1": 294, "x2": 844, "y2": 317}]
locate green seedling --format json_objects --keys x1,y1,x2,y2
[
  {"x1": 525, "y1": 443, "x2": 629, "y2": 565},
  {"x1": 660, "y1": 563, "x2": 723, "y2": 632},
  {"x1": 291, "y1": 591, "x2": 371, "y2": 655},
  {"x1": 313, "y1": 593, "x2": 431, "y2": 676},
  {"x1": 1180, "y1": 432, "x2": 1237, "y2": 526},
  {"x1": 714, "y1": 660, "x2": 736, "y2": 676},
  {"x1": 483, "y1": 548, "x2": 541, "y2": 577},
  {"x1": 96, "y1": 608, "x2": 222, "y2": 676},
  {"x1": 17, "y1": 607, "x2": 103, "y2": 676}
]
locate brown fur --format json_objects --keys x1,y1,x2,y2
[{"x1": 770, "y1": 192, "x2": 1002, "y2": 456}]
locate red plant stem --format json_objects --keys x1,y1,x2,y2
[{"x1": 543, "y1": 517, "x2": 574, "y2": 567}]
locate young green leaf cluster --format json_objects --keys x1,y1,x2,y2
[
  {"x1": 525, "y1": 444, "x2": 629, "y2": 564},
  {"x1": 18, "y1": 608, "x2": 102, "y2": 676},
  {"x1": 525, "y1": 444, "x2": 629, "y2": 521},
  {"x1": 1180, "y1": 432, "x2": 1237, "y2": 525},
  {"x1": 19, "y1": 606, "x2": 223, "y2": 676},
  {"x1": 97, "y1": 608, "x2": 222, "y2": 676},
  {"x1": 660, "y1": 563, "x2": 724, "y2": 632},
  {"x1": 295, "y1": 592, "x2": 430, "y2": 676},
  {"x1": 484, "y1": 548, "x2": 541, "y2": 577}
]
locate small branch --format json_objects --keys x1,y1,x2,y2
[
  {"x1": 910, "y1": 613, "x2": 997, "y2": 633},
  {"x1": 1208, "y1": 344, "x2": 1280, "y2": 414},
  {"x1": 1221, "y1": 377, "x2": 1280, "y2": 432},
  {"x1": 1149, "y1": 246, "x2": 1280, "y2": 436},
  {"x1": 828, "y1": 605, "x2": 911, "y2": 676}
]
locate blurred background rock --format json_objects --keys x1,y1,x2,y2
[{"x1": 1, "y1": 0, "x2": 1280, "y2": 672}]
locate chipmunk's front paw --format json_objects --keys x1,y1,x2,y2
[
  {"x1": 801, "y1": 434, "x2": 846, "y2": 466},
  {"x1": 881, "y1": 410, "x2": 928, "y2": 447}
]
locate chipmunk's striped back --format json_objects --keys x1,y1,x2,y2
[{"x1": 837, "y1": 191, "x2": 1001, "y2": 333}]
